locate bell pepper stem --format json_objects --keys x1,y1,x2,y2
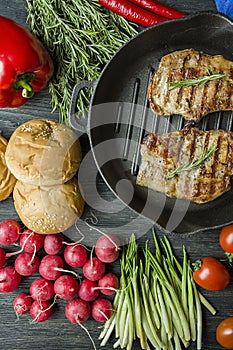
[
  {"x1": 13, "y1": 72, "x2": 35, "y2": 98},
  {"x1": 20, "y1": 81, "x2": 34, "y2": 98}
]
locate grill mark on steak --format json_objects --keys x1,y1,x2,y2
[
  {"x1": 164, "y1": 68, "x2": 178, "y2": 113},
  {"x1": 189, "y1": 52, "x2": 201, "y2": 110},
  {"x1": 210, "y1": 135, "x2": 222, "y2": 198},
  {"x1": 136, "y1": 125, "x2": 233, "y2": 203},
  {"x1": 227, "y1": 140, "x2": 233, "y2": 182},
  {"x1": 182, "y1": 53, "x2": 199, "y2": 116},
  {"x1": 148, "y1": 49, "x2": 233, "y2": 122},
  {"x1": 214, "y1": 79, "x2": 223, "y2": 110},
  {"x1": 176, "y1": 54, "x2": 190, "y2": 105},
  {"x1": 200, "y1": 131, "x2": 212, "y2": 200},
  {"x1": 198, "y1": 87, "x2": 208, "y2": 117},
  {"x1": 220, "y1": 77, "x2": 232, "y2": 110},
  {"x1": 187, "y1": 127, "x2": 206, "y2": 200},
  {"x1": 177, "y1": 125, "x2": 195, "y2": 198},
  {"x1": 192, "y1": 51, "x2": 211, "y2": 118},
  {"x1": 226, "y1": 81, "x2": 233, "y2": 109},
  {"x1": 194, "y1": 128, "x2": 205, "y2": 199}
]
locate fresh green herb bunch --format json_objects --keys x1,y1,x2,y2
[{"x1": 26, "y1": 0, "x2": 137, "y2": 123}]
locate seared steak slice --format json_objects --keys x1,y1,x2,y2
[
  {"x1": 136, "y1": 124, "x2": 233, "y2": 203},
  {"x1": 148, "y1": 48, "x2": 233, "y2": 122}
]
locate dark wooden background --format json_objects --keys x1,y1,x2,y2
[{"x1": 1, "y1": 1, "x2": 233, "y2": 350}]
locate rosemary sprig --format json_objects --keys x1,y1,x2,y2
[
  {"x1": 26, "y1": 0, "x2": 137, "y2": 123},
  {"x1": 169, "y1": 67, "x2": 228, "y2": 90},
  {"x1": 167, "y1": 145, "x2": 218, "y2": 179}
]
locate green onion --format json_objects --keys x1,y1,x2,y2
[
  {"x1": 155, "y1": 277, "x2": 172, "y2": 337},
  {"x1": 141, "y1": 273, "x2": 163, "y2": 347},
  {"x1": 187, "y1": 262, "x2": 197, "y2": 342},
  {"x1": 132, "y1": 268, "x2": 147, "y2": 349},
  {"x1": 192, "y1": 277, "x2": 203, "y2": 350},
  {"x1": 181, "y1": 245, "x2": 188, "y2": 318},
  {"x1": 99, "y1": 229, "x2": 216, "y2": 350}
]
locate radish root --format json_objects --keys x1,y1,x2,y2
[
  {"x1": 6, "y1": 231, "x2": 34, "y2": 258},
  {"x1": 78, "y1": 322, "x2": 97, "y2": 350},
  {"x1": 84, "y1": 221, "x2": 120, "y2": 251},
  {"x1": 30, "y1": 297, "x2": 57, "y2": 324},
  {"x1": 54, "y1": 267, "x2": 81, "y2": 280}
]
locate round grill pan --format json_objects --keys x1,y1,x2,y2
[{"x1": 69, "y1": 12, "x2": 233, "y2": 234}]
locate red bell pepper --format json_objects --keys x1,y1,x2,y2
[{"x1": 0, "y1": 16, "x2": 53, "y2": 108}]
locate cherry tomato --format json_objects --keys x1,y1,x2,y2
[
  {"x1": 220, "y1": 224, "x2": 233, "y2": 253},
  {"x1": 216, "y1": 317, "x2": 233, "y2": 349},
  {"x1": 193, "y1": 257, "x2": 230, "y2": 291}
]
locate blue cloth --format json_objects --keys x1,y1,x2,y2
[{"x1": 215, "y1": 0, "x2": 233, "y2": 18}]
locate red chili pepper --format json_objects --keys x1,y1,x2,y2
[
  {"x1": 0, "y1": 16, "x2": 53, "y2": 108},
  {"x1": 99, "y1": 0, "x2": 167, "y2": 27},
  {"x1": 129, "y1": 0, "x2": 186, "y2": 19}
]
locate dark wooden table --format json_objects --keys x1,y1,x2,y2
[{"x1": 1, "y1": 1, "x2": 233, "y2": 349}]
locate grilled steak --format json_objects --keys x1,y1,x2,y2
[
  {"x1": 148, "y1": 48, "x2": 233, "y2": 122},
  {"x1": 136, "y1": 124, "x2": 233, "y2": 203}
]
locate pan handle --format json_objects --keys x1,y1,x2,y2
[{"x1": 68, "y1": 80, "x2": 96, "y2": 133}]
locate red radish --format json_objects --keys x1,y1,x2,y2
[
  {"x1": 83, "y1": 257, "x2": 105, "y2": 281},
  {"x1": 65, "y1": 298, "x2": 90, "y2": 323},
  {"x1": 95, "y1": 234, "x2": 120, "y2": 263},
  {"x1": 78, "y1": 279, "x2": 99, "y2": 301},
  {"x1": 65, "y1": 298, "x2": 96, "y2": 349},
  {"x1": 91, "y1": 298, "x2": 113, "y2": 322},
  {"x1": 0, "y1": 247, "x2": 6, "y2": 268},
  {"x1": 20, "y1": 229, "x2": 44, "y2": 253},
  {"x1": 39, "y1": 255, "x2": 64, "y2": 280},
  {"x1": 0, "y1": 266, "x2": 21, "y2": 292},
  {"x1": 14, "y1": 252, "x2": 40, "y2": 276},
  {"x1": 97, "y1": 273, "x2": 119, "y2": 295},
  {"x1": 0, "y1": 219, "x2": 21, "y2": 245},
  {"x1": 13, "y1": 293, "x2": 32, "y2": 315},
  {"x1": 44, "y1": 233, "x2": 64, "y2": 255},
  {"x1": 30, "y1": 300, "x2": 53, "y2": 322},
  {"x1": 30, "y1": 277, "x2": 54, "y2": 301},
  {"x1": 64, "y1": 244, "x2": 88, "y2": 268},
  {"x1": 54, "y1": 275, "x2": 79, "y2": 300}
]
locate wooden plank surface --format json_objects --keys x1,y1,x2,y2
[{"x1": 1, "y1": 1, "x2": 233, "y2": 350}]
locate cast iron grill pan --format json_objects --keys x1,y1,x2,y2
[{"x1": 70, "y1": 12, "x2": 233, "y2": 234}]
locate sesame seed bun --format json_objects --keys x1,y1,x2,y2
[
  {"x1": 0, "y1": 135, "x2": 16, "y2": 201},
  {"x1": 5, "y1": 119, "x2": 82, "y2": 186},
  {"x1": 13, "y1": 177, "x2": 84, "y2": 234}
]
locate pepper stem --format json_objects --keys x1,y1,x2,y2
[{"x1": 13, "y1": 72, "x2": 35, "y2": 99}]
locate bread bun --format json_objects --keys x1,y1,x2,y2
[
  {"x1": 13, "y1": 177, "x2": 84, "y2": 234},
  {"x1": 5, "y1": 119, "x2": 81, "y2": 186},
  {"x1": 0, "y1": 135, "x2": 16, "y2": 201}
]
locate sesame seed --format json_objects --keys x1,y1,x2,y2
[
  {"x1": 21, "y1": 125, "x2": 32, "y2": 133},
  {"x1": 26, "y1": 212, "x2": 58, "y2": 232}
]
